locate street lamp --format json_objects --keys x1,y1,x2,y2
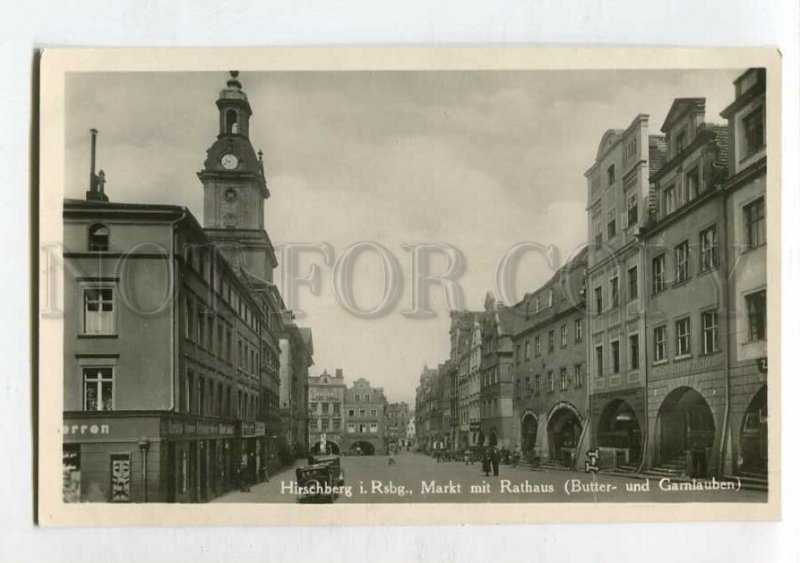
[{"x1": 138, "y1": 437, "x2": 150, "y2": 503}]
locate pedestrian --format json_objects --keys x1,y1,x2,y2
[
  {"x1": 491, "y1": 446, "x2": 500, "y2": 477},
  {"x1": 481, "y1": 447, "x2": 492, "y2": 477},
  {"x1": 238, "y1": 461, "x2": 250, "y2": 492}
]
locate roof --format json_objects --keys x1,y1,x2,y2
[{"x1": 660, "y1": 98, "x2": 705, "y2": 133}]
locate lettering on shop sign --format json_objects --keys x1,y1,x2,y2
[
  {"x1": 63, "y1": 423, "x2": 110, "y2": 436},
  {"x1": 651, "y1": 354, "x2": 721, "y2": 377}
]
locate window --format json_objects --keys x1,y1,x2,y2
[
  {"x1": 534, "y1": 336, "x2": 541, "y2": 357},
  {"x1": 369, "y1": 423, "x2": 378, "y2": 433},
  {"x1": 309, "y1": 401, "x2": 318, "y2": 413},
  {"x1": 198, "y1": 377, "x2": 205, "y2": 416},
  {"x1": 675, "y1": 241, "x2": 689, "y2": 283},
  {"x1": 607, "y1": 210, "x2": 617, "y2": 240},
  {"x1": 595, "y1": 346, "x2": 604, "y2": 377},
  {"x1": 611, "y1": 340, "x2": 620, "y2": 374},
  {"x1": 744, "y1": 197, "x2": 766, "y2": 249},
  {"x1": 321, "y1": 418, "x2": 330, "y2": 431},
  {"x1": 548, "y1": 330, "x2": 555, "y2": 352},
  {"x1": 607, "y1": 164, "x2": 616, "y2": 186},
  {"x1": 574, "y1": 319, "x2": 582, "y2": 343},
  {"x1": 355, "y1": 394, "x2": 360, "y2": 402},
  {"x1": 359, "y1": 408, "x2": 366, "y2": 416},
  {"x1": 88, "y1": 224, "x2": 109, "y2": 251},
  {"x1": 348, "y1": 409, "x2": 355, "y2": 417},
  {"x1": 185, "y1": 297, "x2": 194, "y2": 341},
  {"x1": 628, "y1": 266, "x2": 638, "y2": 300},
  {"x1": 321, "y1": 402, "x2": 329, "y2": 414},
  {"x1": 627, "y1": 193, "x2": 638, "y2": 228},
  {"x1": 702, "y1": 310, "x2": 719, "y2": 354},
  {"x1": 225, "y1": 329, "x2": 232, "y2": 362},
  {"x1": 370, "y1": 409, "x2": 377, "y2": 417},
  {"x1": 83, "y1": 287, "x2": 114, "y2": 334},
  {"x1": 676, "y1": 317, "x2": 691, "y2": 357},
  {"x1": 347, "y1": 423, "x2": 355, "y2": 433},
  {"x1": 699, "y1": 226, "x2": 719, "y2": 271},
  {"x1": 333, "y1": 403, "x2": 341, "y2": 415},
  {"x1": 629, "y1": 334, "x2": 640, "y2": 370},
  {"x1": 595, "y1": 286, "x2": 603, "y2": 313},
  {"x1": 746, "y1": 290, "x2": 767, "y2": 341},
  {"x1": 594, "y1": 221, "x2": 603, "y2": 247},
  {"x1": 515, "y1": 345, "x2": 521, "y2": 365},
  {"x1": 83, "y1": 367, "x2": 113, "y2": 411},
  {"x1": 365, "y1": 394, "x2": 371, "y2": 401},
  {"x1": 560, "y1": 324, "x2": 568, "y2": 347},
  {"x1": 663, "y1": 186, "x2": 675, "y2": 215},
  {"x1": 685, "y1": 168, "x2": 700, "y2": 201},
  {"x1": 524, "y1": 340, "x2": 531, "y2": 361},
  {"x1": 574, "y1": 364, "x2": 583, "y2": 388},
  {"x1": 559, "y1": 368, "x2": 568, "y2": 391},
  {"x1": 534, "y1": 375, "x2": 540, "y2": 394},
  {"x1": 547, "y1": 371, "x2": 555, "y2": 393},
  {"x1": 743, "y1": 107, "x2": 765, "y2": 156},
  {"x1": 535, "y1": 296, "x2": 541, "y2": 313},
  {"x1": 610, "y1": 277, "x2": 619, "y2": 308},
  {"x1": 652, "y1": 254, "x2": 666, "y2": 294},
  {"x1": 654, "y1": 326, "x2": 667, "y2": 362},
  {"x1": 333, "y1": 419, "x2": 341, "y2": 430},
  {"x1": 676, "y1": 130, "x2": 686, "y2": 154}
]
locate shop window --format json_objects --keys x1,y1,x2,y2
[
  {"x1": 62, "y1": 444, "x2": 81, "y2": 503},
  {"x1": 83, "y1": 286, "x2": 115, "y2": 334},
  {"x1": 83, "y1": 367, "x2": 113, "y2": 411}
]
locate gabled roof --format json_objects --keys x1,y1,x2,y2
[{"x1": 660, "y1": 98, "x2": 705, "y2": 133}]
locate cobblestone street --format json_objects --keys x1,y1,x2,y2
[{"x1": 212, "y1": 451, "x2": 767, "y2": 504}]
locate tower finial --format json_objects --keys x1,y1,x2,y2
[{"x1": 227, "y1": 70, "x2": 242, "y2": 89}]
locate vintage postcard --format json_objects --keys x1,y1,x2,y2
[{"x1": 37, "y1": 47, "x2": 781, "y2": 525}]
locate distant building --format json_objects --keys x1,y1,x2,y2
[
  {"x1": 386, "y1": 402, "x2": 411, "y2": 449},
  {"x1": 414, "y1": 365, "x2": 439, "y2": 450},
  {"x1": 279, "y1": 320, "x2": 313, "y2": 460},
  {"x1": 342, "y1": 378, "x2": 387, "y2": 455},
  {"x1": 307, "y1": 369, "x2": 346, "y2": 454}
]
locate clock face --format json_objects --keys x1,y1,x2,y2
[
  {"x1": 220, "y1": 153, "x2": 239, "y2": 169},
  {"x1": 224, "y1": 188, "x2": 237, "y2": 202}
]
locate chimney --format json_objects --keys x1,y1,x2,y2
[
  {"x1": 335, "y1": 368, "x2": 343, "y2": 378},
  {"x1": 86, "y1": 128, "x2": 109, "y2": 202}
]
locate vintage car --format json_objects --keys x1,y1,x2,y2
[{"x1": 295, "y1": 454, "x2": 346, "y2": 503}]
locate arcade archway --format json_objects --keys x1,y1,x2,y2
[
  {"x1": 311, "y1": 441, "x2": 340, "y2": 455},
  {"x1": 656, "y1": 386, "x2": 715, "y2": 474},
  {"x1": 597, "y1": 399, "x2": 642, "y2": 464},
  {"x1": 740, "y1": 385, "x2": 767, "y2": 474},
  {"x1": 349, "y1": 440, "x2": 375, "y2": 456},
  {"x1": 521, "y1": 413, "x2": 538, "y2": 452},
  {"x1": 547, "y1": 405, "x2": 582, "y2": 466}
]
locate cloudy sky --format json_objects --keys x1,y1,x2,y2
[{"x1": 65, "y1": 68, "x2": 742, "y2": 404}]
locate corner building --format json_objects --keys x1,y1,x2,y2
[
  {"x1": 342, "y1": 378, "x2": 387, "y2": 455},
  {"x1": 307, "y1": 369, "x2": 345, "y2": 454},
  {"x1": 584, "y1": 115, "x2": 667, "y2": 472}
]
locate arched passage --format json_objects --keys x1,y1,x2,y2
[
  {"x1": 348, "y1": 440, "x2": 375, "y2": 456},
  {"x1": 488, "y1": 430, "x2": 498, "y2": 447},
  {"x1": 740, "y1": 385, "x2": 767, "y2": 475},
  {"x1": 311, "y1": 441, "x2": 340, "y2": 455},
  {"x1": 520, "y1": 413, "x2": 538, "y2": 452},
  {"x1": 547, "y1": 405, "x2": 582, "y2": 466},
  {"x1": 656, "y1": 386, "x2": 715, "y2": 475},
  {"x1": 597, "y1": 399, "x2": 642, "y2": 464}
]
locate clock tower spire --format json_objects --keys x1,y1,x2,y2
[{"x1": 199, "y1": 71, "x2": 277, "y2": 285}]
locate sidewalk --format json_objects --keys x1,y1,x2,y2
[{"x1": 211, "y1": 459, "x2": 306, "y2": 503}]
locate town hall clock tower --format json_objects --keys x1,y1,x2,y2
[{"x1": 198, "y1": 71, "x2": 277, "y2": 286}]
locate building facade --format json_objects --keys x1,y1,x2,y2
[
  {"x1": 720, "y1": 68, "x2": 768, "y2": 483},
  {"x1": 279, "y1": 320, "x2": 313, "y2": 461},
  {"x1": 343, "y1": 378, "x2": 387, "y2": 455},
  {"x1": 307, "y1": 369, "x2": 345, "y2": 454},
  {"x1": 63, "y1": 72, "x2": 306, "y2": 503},
  {"x1": 385, "y1": 402, "x2": 411, "y2": 450},
  {"x1": 584, "y1": 115, "x2": 667, "y2": 472},
  {"x1": 510, "y1": 249, "x2": 589, "y2": 467},
  {"x1": 479, "y1": 292, "x2": 516, "y2": 448},
  {"x1": 643, "y1": 98, "x2": 730, "y2": 476}
]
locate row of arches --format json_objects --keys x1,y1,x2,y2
[
  {"x1": 310, "y1": 440, "x2": 377, "y2": 456},
  {"x1": 518, "y1": 384, "x2": 767, "y2": 475}
]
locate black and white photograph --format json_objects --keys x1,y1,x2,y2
[{"x1": 37, "y1": 48, "x2": 780, "y2": 525}]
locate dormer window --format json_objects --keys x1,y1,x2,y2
[
  {"x1": 225, "y1": 109, "x2": 238, "y2": 134},
  {"x1": 88, "y1": 223, "x2": 109, "y2": 251}
]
